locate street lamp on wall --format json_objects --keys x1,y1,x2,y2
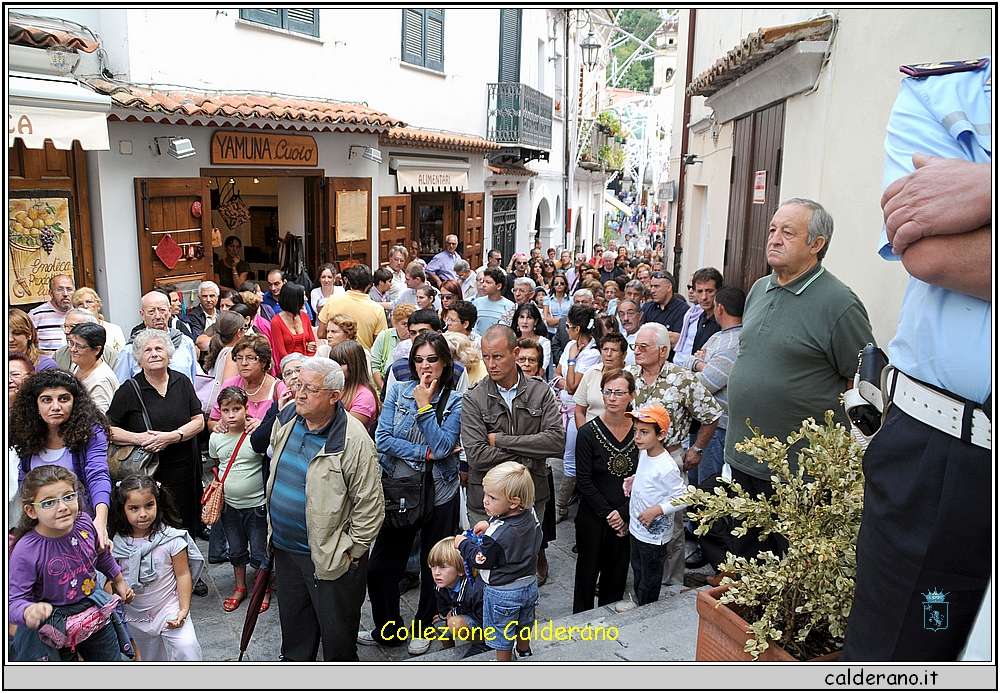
[{"x1": 580, "y1": 15, "x2": 601, "y2": 71}]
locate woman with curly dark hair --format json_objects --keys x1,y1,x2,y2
[{"x1": 10, "y1": 368, "x2": 113, "y2": 550}]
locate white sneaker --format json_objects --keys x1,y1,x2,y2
[
  {"x1": 614, "y1": 599, "x2": 637, "y2": 613},
  {"x1": 408, "y1": 637, "x2": 431, "y2": 655},
  {"x1": 357, "y1": 629, "x2": 378, "y2": 646}
]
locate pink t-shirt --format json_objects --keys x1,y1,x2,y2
[
  {"x1": 209, "y1": 375, "x2": 286, "y2": 421},
  {"x1": 346, "y1": 386, "x2": 378, "y2": 421}
]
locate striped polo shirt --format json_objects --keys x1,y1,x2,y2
[
  {"x1": 28, "y1": 302, "x2": 69, "y2": 354},
  {"x1": 269, "y1": 415, "x2": 333, "y2": 555}
]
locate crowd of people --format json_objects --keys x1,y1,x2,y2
[{"x1": 7, "y1": 140, "x2": 988, "y2": 663}]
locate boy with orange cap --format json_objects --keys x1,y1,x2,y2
[{"x1": 622, "y1": 403, "x2": 688, "y2": 606}]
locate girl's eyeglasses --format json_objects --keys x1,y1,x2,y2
[
  {"x1": 440, "y1": 293, "x2": 455, "y2": 299},
  {"x1": 31, "y1": 492, "x2": 79, "y2": 510},
  {"x1": 413, "y1": 355, "x2": 441, "y2": 364}
]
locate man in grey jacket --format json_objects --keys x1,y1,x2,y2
[
  {"x1": 266, "y1": 357, "x2": 384, "y2": 661},
  {"x1": 461, "y1": 325, "x2": 564, "y2": 527}
]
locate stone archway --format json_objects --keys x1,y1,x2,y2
[{"x1": 529, "y1": 186, "x2": 556, "y2": 255}]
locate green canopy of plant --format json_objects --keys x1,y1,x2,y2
[{"x1": 679, "y1": 411, "x2": 865, "y2": 660}]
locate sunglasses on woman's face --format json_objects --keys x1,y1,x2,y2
[
  {"x1": 440, "y1": 293, "x2": 455, "y2": 299},
  {"x1": 413, "y1": 355, "x2": 441, "y2": 364}
]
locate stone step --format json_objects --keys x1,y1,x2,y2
[{"x1": 418, "y1": 585, "x2": 705, "y2": 662}]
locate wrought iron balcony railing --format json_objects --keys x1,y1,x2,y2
[{"x1": 486, "y1": 82, "x2": 553, "y2": 151}]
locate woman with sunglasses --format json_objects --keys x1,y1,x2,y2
[
  {"x1": 542, "y1": 260, "x2": 557, "y2": 289},
  {"x1": 543, "y1": 271, "x2": 572, "y2": 338},
  {"x1": 437, "y1": 279, "x2": 463, "y2": 325},
  {"x1": 10, "y1": 368, "x2": 114, "y2": 551},
  {"x1": 363, "y1": 331, "x2": 463, "y2": 655},
  {"x1": 67, "y1": 323, "x2": 119, "y2": 413}
]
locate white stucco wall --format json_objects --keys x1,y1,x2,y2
[
  {"x1": 672, "y1": 7, "x2": 991, "y2": 347},
  {"x1": 92, "y1": 120, "x2": 378, "y2": 323},
  {"x1": 17, "y1": 7, "x2": 584, "y2": 314}
]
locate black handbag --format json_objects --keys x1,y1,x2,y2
[
  {"x1": 107, "y1": 379, "x2": 160, "y2": 481},
  {"x1": 381, "y1": 391, "x2": 451, "y2": 529}
]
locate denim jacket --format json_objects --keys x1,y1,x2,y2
[{"x1": 376, "y1": 380, "x2": 463, "y2": 484}]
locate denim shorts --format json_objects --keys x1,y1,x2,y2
[{"x1": 482, "y1": 579, "x2": 539, "y2": 651}]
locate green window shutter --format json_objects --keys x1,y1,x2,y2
[
  {"x1": 285, "y1": 9, "x2": 319, "y2": 37},
  {"x1": 402, "y1": 9, "x2": 424, "y2": 66},
  {"x1": 240, "y1": 8, "x2": 281, "y2": 28},
  {"x1": 425, "y1": 9, "x2": 445, "y2": 72},
  {"x1": 498, "y1": 9, "x2": 521, "y2": 83}
]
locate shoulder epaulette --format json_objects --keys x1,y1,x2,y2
[{"x1": 900, "y1": 58, "x2": 988, "y2": 79}]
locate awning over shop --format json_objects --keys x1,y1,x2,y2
[
  {"x1": 9, "y1": 74, "x2": 111, "y2": 150},
  {"x1": 605, "y1": 191, "x2": 631, "y2": 215},
  {"x1": 392, "y1": 157, "x2": 470, "y2": 192}
]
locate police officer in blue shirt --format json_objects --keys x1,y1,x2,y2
[{"x1": 843, "y1": 58, "x2": 991, "y2": 661}]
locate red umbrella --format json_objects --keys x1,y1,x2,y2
[{"x1": 238, "y1": 546, "x2": 273, "y2": 661}]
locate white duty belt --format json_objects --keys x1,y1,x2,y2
[{"x1": 886, "y1": 368, "x2": 992, "y2": 450}]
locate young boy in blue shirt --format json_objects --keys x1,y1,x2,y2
[
  {"x1": 429, "y1": 537, "x2": 488, "y2": 658},
  {"x1": 455, "y1": 461, "x2": 542, "y2": 661}
]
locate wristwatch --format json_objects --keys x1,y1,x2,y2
[{"x1": 691, "y1": 445, "x2": 704, "y2": 454}]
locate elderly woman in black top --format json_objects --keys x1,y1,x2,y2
[
  {"x1": 107, "y1": 329, "x2": 205, "y2": 533},
  {"x1": 572, "y1": 368, "x2": 638, "y2": 613}
]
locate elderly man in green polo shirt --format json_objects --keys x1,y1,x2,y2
[{"x1": 725, "y1": 198, "x2": 874, "y2": 562}]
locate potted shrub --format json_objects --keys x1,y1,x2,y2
[
  {"x1": 597, "y1": 109, "x2": 618, "y2": 135},
  {"x1": 680, "y1": 411, "x2": 865, "y2": 661},
  {"x1": 607, "y1": 148, "x2": 626, "y2": 172},
  {"x1": 597, "y1": 144, "x2": 612, "y2": 165}
]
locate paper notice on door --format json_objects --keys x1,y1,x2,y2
[
  {"x1": 753, "y1": 170, "x2": 766, "y2": 204},
  {"x1": 336, "y1": 190, "x2": 368, "y2": 242}
]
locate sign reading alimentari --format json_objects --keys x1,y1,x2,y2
[{"x1": 211, "y1": 131, "x2": 318, "y2": 166}]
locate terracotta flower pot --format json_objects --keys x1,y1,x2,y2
[{"x1": 695, "y1": 585, "x2": 841, "y2": 661}]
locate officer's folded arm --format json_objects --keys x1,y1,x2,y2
[{"x1": 899, "y1": 226, "x2": 991, "y2": 301}]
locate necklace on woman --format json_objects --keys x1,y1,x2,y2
[
  {"x1": 74, "y1": 360, "x2": 98, "y2": 382},
  {"x1": 593, "y1": 417, "x2": 636, "y2": 477},
  {"x1": 244, "y1": 374, "x2": 269, "y2": 397}
]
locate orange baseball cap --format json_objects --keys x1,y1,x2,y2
[{"x1": 626, "y1": 402, "x2": 671, "y2": 432}]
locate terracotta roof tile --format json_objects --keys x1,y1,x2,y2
[
  {"x1": 81, "y1": 78, "x2": 402, "y2": 131},
  {"x1": 8, "y1": 21, "x2": 100, "y2": 53},
  {"x1": 687, "y1": 16, "x2": 834, "y2": 97},
  {"x1": 381, "y1": 126, "x2": 500, "y2": 153},
  {"x1": 486, "y1": 163, "x2": 537, "y2": 177}
]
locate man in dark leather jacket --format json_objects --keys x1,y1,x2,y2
[{"x1": 461, "y1": 325, "x2": 564, "y2": 527}]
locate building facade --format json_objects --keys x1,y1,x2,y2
[
  {"x1": 665, "y1": 7, "x2": 991, "y2": 346},
  {"x1": 8, "y1": 8, "x2": 611, "y2": 323}
]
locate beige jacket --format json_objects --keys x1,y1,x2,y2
[{"x1": 266, "y1": 402, "x2": 384, "y2": 580}]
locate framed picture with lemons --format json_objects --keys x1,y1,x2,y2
[{"x1": 8, "y1": 190, "x2": 76, "y2": 305}]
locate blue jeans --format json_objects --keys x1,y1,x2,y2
[
  {"x1": 482, "y1": 579, "x2": 539, "y2": 651},
  {"x1": 695, "y1": 426, "x2": 727, "y2": 487},
  {"x1": 630, "y1": 536, "x2": 669, "y2": 606},
  {"x1": 13, "y1": 620, "x2": 122, "y2": 662},
  {"x1": 208, "y1": 520, "x2": 229, "y2": 564},
  {"x1": 221, "y1": 503, "x2": 267, "y2": 569}
]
